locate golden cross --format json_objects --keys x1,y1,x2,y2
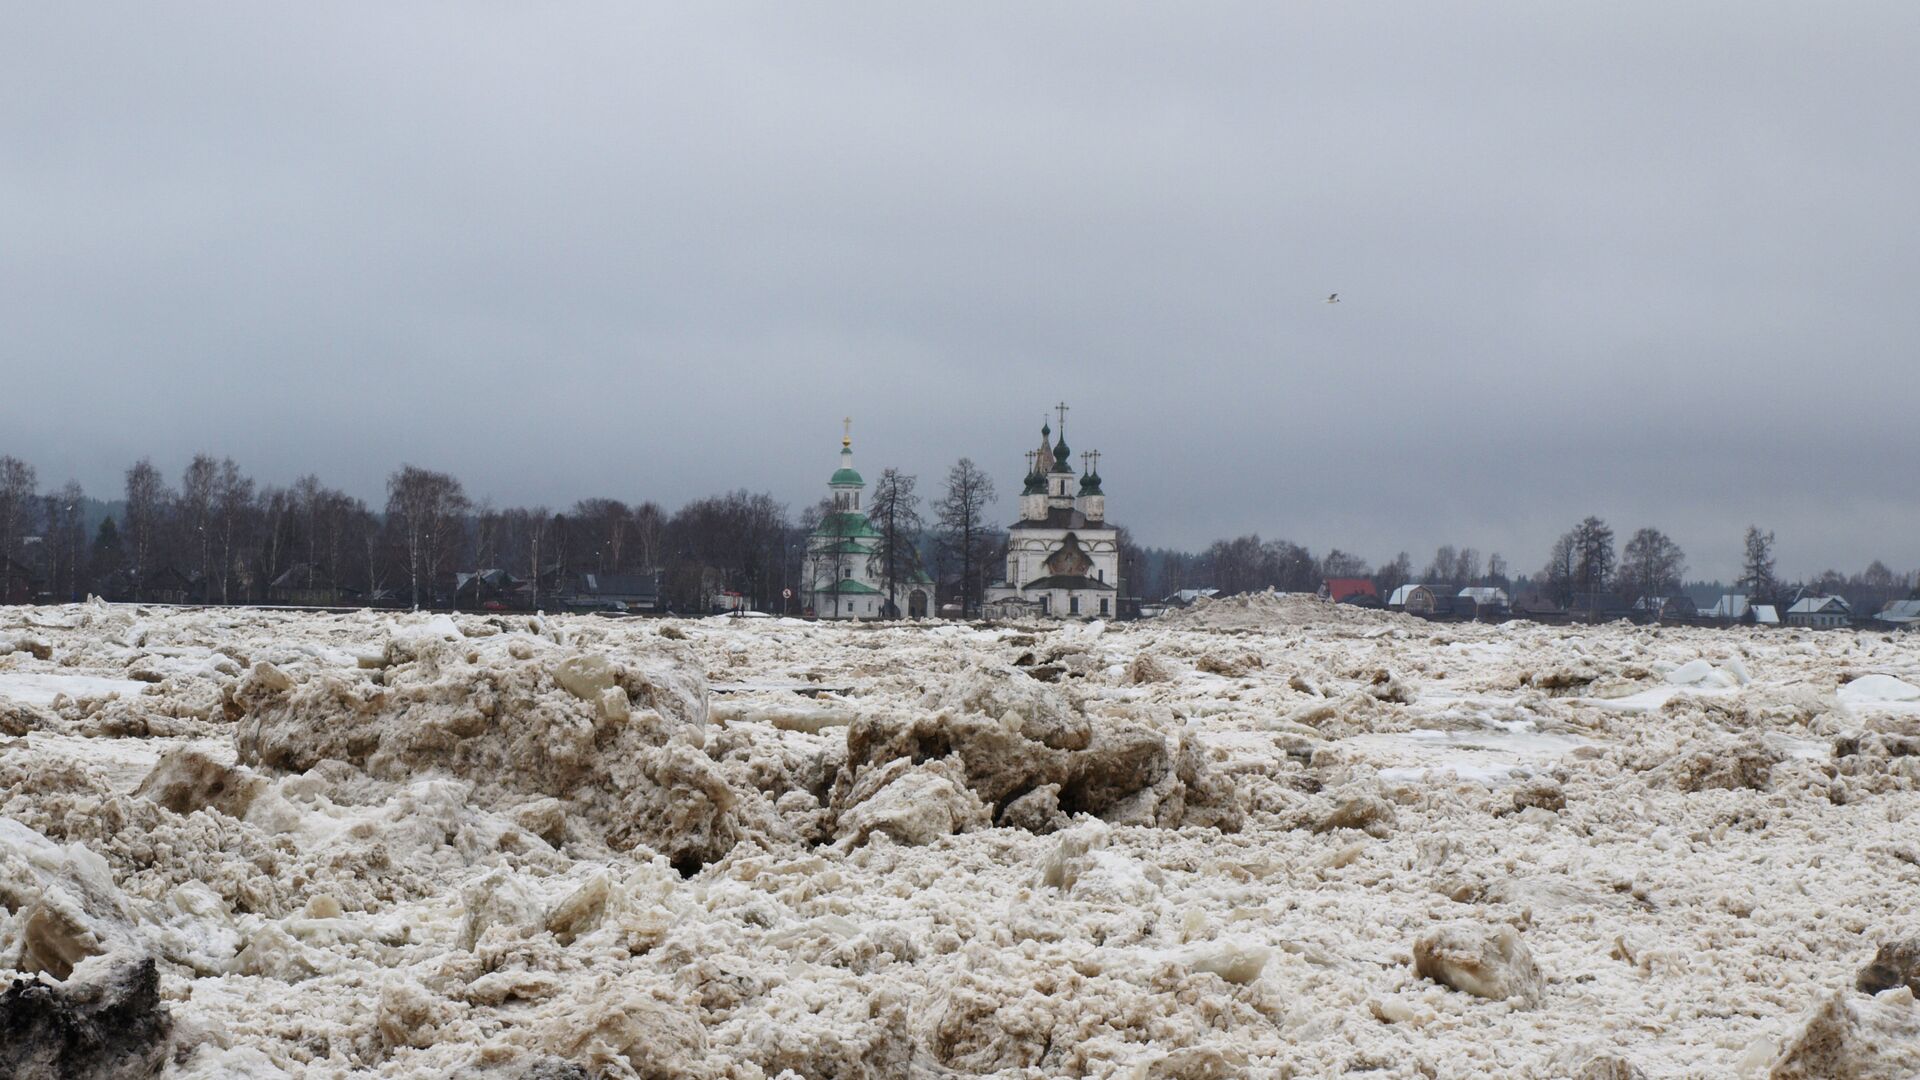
[{"x1": 842, "y1": 416, "x2": 852, "y2": 447}]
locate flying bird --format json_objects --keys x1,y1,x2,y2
[{"x1": 1325, "y1": 293, "x2": 1340, "y2": 304}]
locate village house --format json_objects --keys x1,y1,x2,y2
[
  {"x1": 1786, "y1": 595, "x2": 1852, "y2": 628},
  {"x1": 1875, "y1": 599, "x2": 1920, "y2": 628},
  {"x1": 1320, "y1": 578, "x2": 1381, "y2": 606},
  {"x1": 565, "y1": 570, "x2": 664, "y2": 613},
  {"x1": 1387, "y1": 583, "x2": 1458, "y2": 616}
]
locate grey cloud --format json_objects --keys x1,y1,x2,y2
[{"x1": 4, "y1": 2, "x2": 1918, "y2": 582}]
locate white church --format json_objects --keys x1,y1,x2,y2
[
  {"x1": 983, "y1": 405, "x2": 1121, "y2": 620},
  {"x1": 800, "y1": 424, "x2": 935, "y2": 620}
]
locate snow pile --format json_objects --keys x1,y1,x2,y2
[
  {"x1": 1157, "y1": 588, "x2": 1414, "y2": 630},
  {"x1": 1766, "y1": 988, "x2": 1920, "y2": 1079},
  {"x1": 1839, "y1": 673, "x2": 1920, "y2": 704},
  {"x1": 230, "y1": 626, "x2": 772, "y2": 871},
  {"x1": 1413, "y1": 922, "x2": 1546, "y2": 1007},
  {"x1": 833, "y1": 666, "x2": 1244, "y2": 833},
  {"x1": 0, "y1": 817, "x2": 175, "y2": 1078}
]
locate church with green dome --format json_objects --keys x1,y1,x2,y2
[
  {"x1": 801, "y1": 424, "x2": 934, "y2": 619},
  {"x1": 983, "y1": 403, "x2": 1120, "y2": 619}
]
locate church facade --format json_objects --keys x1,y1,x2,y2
[
  {"x1": 801, "y1": 425, "x2": 934, "y2": 620},
  {"x1": 983, "y1": 407, "x2": 1120, "y2": 620}
]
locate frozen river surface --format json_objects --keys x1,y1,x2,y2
[{"x1": 3, "y1": 595, "x2": 1919, "y2": 1078}]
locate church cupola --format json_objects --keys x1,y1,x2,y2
[
  {"x1": 1076, "y1": 450, "x2": 1105, "y2": 521},
  {"x1": 1046, "y1": 403, "x2": 1076, "y2": 507},
  {"x1": 828, "y1": 418, "x2": 865, "y2": 511},
  {"x1": 1019, "y1": 420, "x2": 1051, "y2": 520}
]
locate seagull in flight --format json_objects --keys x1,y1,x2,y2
[{"x1": 1325, "y1": 293, "x2": 1340, "y2": 304}]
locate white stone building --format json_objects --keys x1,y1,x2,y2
[
  {"x1": 983, "y1": 409, "x2": 1120, "y2": 620},
  {"x1": 801, "y1": 426, "x2": 934, "y2": 620}
]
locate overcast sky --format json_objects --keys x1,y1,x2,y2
[{"x1": 5, "y1": 4, "x2": 1917, "y2": 581}]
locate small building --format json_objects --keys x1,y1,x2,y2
[
  {"x1": 1321, "y1": 578, "x2": 1381, "y2": 606},
  {"x1": 1786, "y1": 595, "x2": 1852, "y2": 628},
  {"x1": 141, "y1": 567, "x2": 196, "y2": 605},
  {"x1": 1389, "y1": 584, "x2": 1457, "y2": 616},
  {"x1": 567, "y1": 570, "x2": 662, "y2": 613},
  {"x1": 1457, "y1": 586, "x2": 1511, "y2": 616},
  {"x1": 454, "y1": 568, "x2": 522, "y2": 609},
  {"x1": 1709, "y1": 595, "x2": 1782, "y2": 624},
  {"x1": 1569, "y1": 593, "x2": 1633, "y2": 620},
  {"x1": 1162, "y1": 588, "x2": 1219, "y2": 608},
  {"x1": 1875, "y1": 599, "x2": 1920, "y2": 628},
  {"x1": 1633, "y1": 594, "x2": 1698, "y2": 619},
  {"x1": 1511, "y1": 593, "x2": 1564, "y2": 618},
  {"x1": 1706, "y1": 594, "x2": 1753, "y2": 620},
  {"x1": 0, "y1": 555, "x2": 44, "y2": 605},
  {"x1": 271, "y1": 563, "x2": 360, "y2": 607}
]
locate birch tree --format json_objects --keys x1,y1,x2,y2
[
  {"x1": 0, "y1": 456, "x2": 37, "y2": 600},
  {"x1": 124, "y1": 459, "x2": 171, "y2": 602},
  {"x1": 935, "y1": 458, "x2": 996, "y2": 617},
  {"x1": 180, "y1": 455, "x2": 218, "y2": 595},
  {"x1": 385, "y1": 465, "x2": 470, "y2": 610},
  {"x1": 213, "y1": 459, "x2": 254, "y2": 604},
  {"x1": 866, "y1": 469, "x2": 922, "y2": 618},
  {"x1": 1618, "y1": 527, "x2": 1687, "y2": 612}
]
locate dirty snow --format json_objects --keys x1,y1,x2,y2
[{"x1": 2, "y1": 597, "x2": 1918, "y2": 1078}]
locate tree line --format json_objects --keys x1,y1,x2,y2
[
  {"x1": 0, "y1": 452, "x2": 1015, "y2": 615},
  {"x1": 0, "y1": 450, "x2": 1912, "y2": 616},
  {"x1": 1126, "y1": 518, "x2": 1913, "y2": 617}
]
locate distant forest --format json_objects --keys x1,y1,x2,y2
[{"x1": 0, "y1": 452, "x2": 1913, "y2": 616}]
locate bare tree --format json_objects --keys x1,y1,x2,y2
[
  {"x1": 386, "y1": 465, "x2": 470, "y2": 610},
  {"x1": 1541, "y1": 531, "x2": 1577, "y2": 607},
  {"x1": 866, "y1": 469, "x2": 923, "y2": 617},
  {"x1": 292, "y1": 474, "x2": 324, "y2": 591},
  {"x1": 631, "y1": 501, "x2": 666, "y2": 572},
  {"x1": 1320, "y1": 548, "x2": 1369, "y2": 579},
  {"x1": 472, "y1": 501, "x2": 502, "y2": 571},
  {"x1": 524, "y1": 506, "x2": 552, "y2": 610},
  {"x1": 1421, "y1": 545, "x2": 1458, "y2": 585},
  {"x1": 42, "y1": 482, "x2": 87, "y2": 602},
  {"x1": 255, "y1": 487, "x2": 296, "y2": 604},
  {"x1": 213, "y1": 460, "x2": 254, "y2": 604},
  {"x1": 1571, "y1": 517, "x2": 1615, "y2": 607},
  {"x1": 935, "y1": 458, "x2": 996, "y2": 617},
  {"x1": 1617, "y1": 527, "x2": 1687, "y2": 611},
  {"x1": 1455, "y1": 547, "x2": 1482, "y2": 585},
  {"x1": 572, "y1": 498, "x2": 631, "y2": 573},
  {"x1": 1374, "y1": 552, "x2": 1413, "y2": 597},
  {"x1": 180, "y1": 455, "x2": 218, "y2": 595},
  {"x1": 124, "y1": 459, "x2": 172, "y2": 602},
  {"x1": 800, "y1": 498, "x2": 852, "y2": 618},
  {"x1": 1204, "y1": 535, "x2": 1267, "y2": 595},
  {"x1": 0, "y1": 455, "x2": 37, "y2": 600}
]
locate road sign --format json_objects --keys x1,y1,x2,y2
[{"x1": 782, "y1": 588, "x2": 792, "y2": 598}]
